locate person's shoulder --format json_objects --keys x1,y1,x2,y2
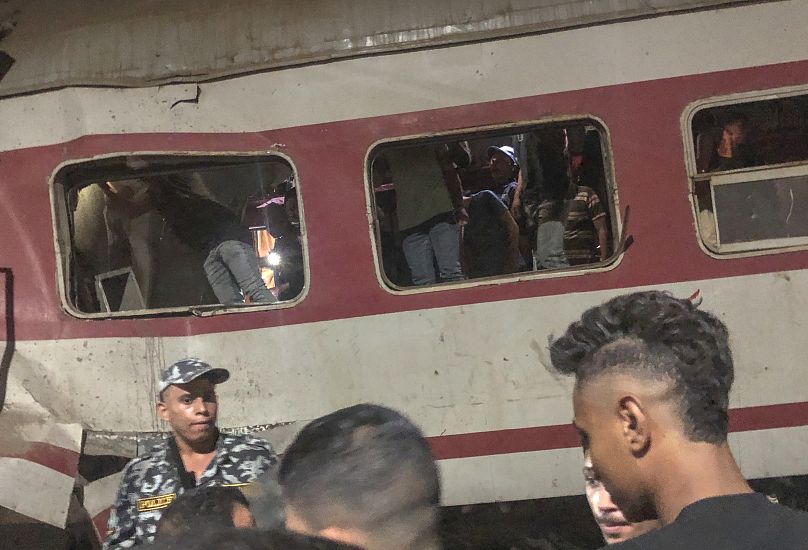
[
  {"x1": 605, "y1": 522, "x2": 684, "y2": 550},
  {"x1": 129, "y1": 437, "x2": 170, "y2": 466},
  {"x1": 472, "y1": 189, "x2": 506, "y2": 207},
  {"x1": 115, "y1": 439, "x2": 170, "y2": 493},
  {"x1": 765, "y1": 501, "x2": 808, "y2": 538},
  {"x1": 221, "y1": 432, "x2": 275, "y2": 455}
]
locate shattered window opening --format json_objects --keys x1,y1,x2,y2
[
  {"x1": 53, "y1": 154, "x2": 305, "y2": 317},
  {"x1": 368, "y1": 119, "x2": 619, "y2": 291},
  {"x1": 689, "y1": 91, "x2": 808, "y2": 254}
]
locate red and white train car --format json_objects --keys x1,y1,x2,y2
[{"x1": 1, "y1": 0, "x2": 808, "y2": 545}]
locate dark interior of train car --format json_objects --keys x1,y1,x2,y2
[
  {"x1": 55, "y1": 155, "x2": 303, "y2": 314},
  {"x1": 370, "y1": 120, "x2": 617, "y2": 289}
]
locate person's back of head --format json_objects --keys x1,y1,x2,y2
[
  {"x1": 278, "y1": 404, "x2": 441, "y2": 550},
  {"x1": 550, "y1": 291, "x2": 739, "y2": 524},
  {"x1": 156, "y1": 486, "x2": 255, "y2": 540},
  {"x1": 150, "y1": 528, "x2": 363, "y2": 550}
]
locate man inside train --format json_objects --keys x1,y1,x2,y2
[
  {"x1": 551, "y1": 290, "x2": 808, "y2": 548},
  {"x1": 278, "y1": 404, "x2": 442, "y2": 550},
  {"x1": 382, "y1": 142, "x2": 469, "y2": 286},
  {"x1": 144, "y1": 175, "x2": 277, "y2": 304}
]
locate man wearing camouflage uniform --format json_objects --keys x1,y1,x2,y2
[{"x1": 104, "y1": 359, "x2": 276, "y2": 548}]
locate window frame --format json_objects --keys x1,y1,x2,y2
[
  {"x1": 50, "y1": 150, "x2": 308, "y2": 320},
  {"x1": 682, "y1": 84, "x2": 808, "y2": 258},
  {"x1": 364, "y1": 115, "x2": 624, "y2": 295}
]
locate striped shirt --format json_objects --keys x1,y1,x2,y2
[{"x1": 536, "y1": 186, "x2": 605, "y2": 265}]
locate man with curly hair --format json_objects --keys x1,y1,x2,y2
[{"x1": 550, "y1": 291, "x2": 808, "y2": 549}]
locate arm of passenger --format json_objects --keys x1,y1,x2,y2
[
  {"x1": 499, "y1": 210, "x2": 522, "y2": 271},
  {"x1": 510, "y1": 169, "x2": 525, "y2": 220},
  {"x1": 437, "y1": 145, "x2": 468, "y2": 225}
]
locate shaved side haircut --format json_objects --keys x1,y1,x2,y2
[
  {"x1": 550, "y1": 291, "x2": 734, "y2": 443},
  {"x1": 278, "y1": 404, "x2": 441, "y2": 549}
]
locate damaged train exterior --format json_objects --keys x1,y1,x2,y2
[{"x1": 1, "y1": 0, "x2": 808, "y2": 545}]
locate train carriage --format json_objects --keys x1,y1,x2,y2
[{"x1": 1, "y1": 0, "x2": 808, "y2": 546}]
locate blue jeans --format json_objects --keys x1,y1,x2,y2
[
  {"x1": 203, "y1": 240, "x2": 276, "y2": 304},
  {"x1": 402, "y1": 221, "x2": 464, "y2": 285}
]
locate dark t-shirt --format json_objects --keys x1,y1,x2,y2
[
  {"x1": 609, "y1": 493, "x2": 808, "y2": 550},
  {"x1": 151, "y1": 187, "x2": 252, "y2": 251},
  {"x1": 465, "y1": 190, "x2": 513, "y2": 277}
]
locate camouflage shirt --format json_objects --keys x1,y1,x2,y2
[{"x1": 104, "y1": 432, "x2": 276, "y2": 549}]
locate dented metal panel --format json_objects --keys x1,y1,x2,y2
[{"x1": 0, "y1": 0, "x2": 763, "y2": 97}]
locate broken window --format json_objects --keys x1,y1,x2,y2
[
  {"x1": 53, "y1": 154, "x2": 305, "y2": 317},
  {"x1": 368, "y1": 119, "x2": 618, "y2": 289},
  {"x1": 689, "y1": 92, "x2": 808, "y2": 253}
]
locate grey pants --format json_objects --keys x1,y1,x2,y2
[{"x1": 203, "y1": 240, "x2": 277, "y2": 304}]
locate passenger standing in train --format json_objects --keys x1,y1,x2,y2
[
  {"x1": 551, "y1": 291, "x2": 808, "y2": 549},
  {"x1": 583, "y1": 454, "x2": 660, "y2": 544},
  {"x1": 463, "y1": 146, "x2": 524, "y2": 277},
  {"x1": 383, "y1": 142, "x2": 469, "y2": 285},
  {"x1": 534, "y1": 129, "x2": 609, "y2": 268},
  {"x1": 487, "y1": 145, "x2": 520, "y2": 207},
  {"x1": 696, "y1": 112, "x2": 755, "y2": 173},
  {"x1": 105, "y1": 359, "x2": 277, "y2": 549},
  {"x1": 145, "y1": 176, "x2": 277, "y2": 304},
  {"x1": 278, "y1": 404, "x2": 441, "y2": 550}
]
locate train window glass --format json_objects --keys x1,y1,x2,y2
[
  {"x1": 369, "y1": 120, "x2": 618, "y2": 289},
  {"x1": 53, "y1": 154, "x2": 305, "y2": 317},
  {"x1": 690, "y1": 93, "x2": 808, "y2": 254}
]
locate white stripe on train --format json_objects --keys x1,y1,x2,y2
[{"x1": 0, "y1": 422, "x2": 82, "y2": 527}]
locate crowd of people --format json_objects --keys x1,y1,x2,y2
[
  {"x1": 105, "y1": 291, "x2": 808, "y2": 549},
  {"x1": 373, "y1": 124, "x2": 612, "y2": 287}
]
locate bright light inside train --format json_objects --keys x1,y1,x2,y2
[{"x1": 267, "y1": 251, "x2": 282, "y2": 267}]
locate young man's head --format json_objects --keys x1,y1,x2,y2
[
  {"x1": 156, "y1": 486, "x2": 255, "y2": 539},
  {"x1": 551, "y1": 291, "x2": 734, "y2": 523},
  {"x1": 264, "y1": 202, "x2": 293, "y2": 238},
  {"x1": 156, "y1": 359, "x2": 230, "y2": 447},
  {"x1": 583, "y1": 454, "x2": 660, "y2": 544},
  {"x1": 278, "y1": 404, "x2": 441, "y2": 550},
  {"x1": 487, "y1": 145, "x2": 519, "y2": 185}
]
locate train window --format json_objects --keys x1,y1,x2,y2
[
  {"x1": 52, "y1": 154, "x2": 305, "y2": 317},
  {"x1": 689, "y1": 93, "x2": 808, "y2": 254},
  {"x1": 368, "y1": 120, "x2": 618, "y2": 289}
]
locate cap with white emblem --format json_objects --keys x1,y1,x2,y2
[{"x1": 158, "y1": 358, "x2": 230, "y2": 394}]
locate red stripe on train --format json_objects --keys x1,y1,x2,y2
[
  {"x1": 93, "y1": 509, "x2": 111, "y2": 542},
  {"x1": 2, "y1": 441, "x2": 80, "y2": 478},
  {"x1": 3, "y1": 59, "x2": 808, "y2": 341},
  {"x1": 427, "y1": 401, "x2": 808, "y2": 460}
]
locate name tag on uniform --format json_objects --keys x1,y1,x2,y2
[{"x1": 137, "y1": 493, "x2": 177, "y2": 512}]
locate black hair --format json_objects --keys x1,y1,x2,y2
[
  {"x1": 278, "y1": 404, "x2": 440, "y2": 549},
  {"x1": 550, "y1": 291, "x2": 734, "y2": 443},
  {"x1": 150, "y1": 528, "x2": 362, "y2": 550},
  {"x1": 156, "y1": 486, "x2": 251, "y2": 539},
  {"x1": 722, "y1": 110, "x2": 749, "y2": 128}
]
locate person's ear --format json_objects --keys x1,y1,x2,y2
[
  {"x1": 156, "y1": 400, "x2": 169, "y2": 422},
  {"x1": 617, "y1": 395, "x2": 651, "y2": 456}
]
